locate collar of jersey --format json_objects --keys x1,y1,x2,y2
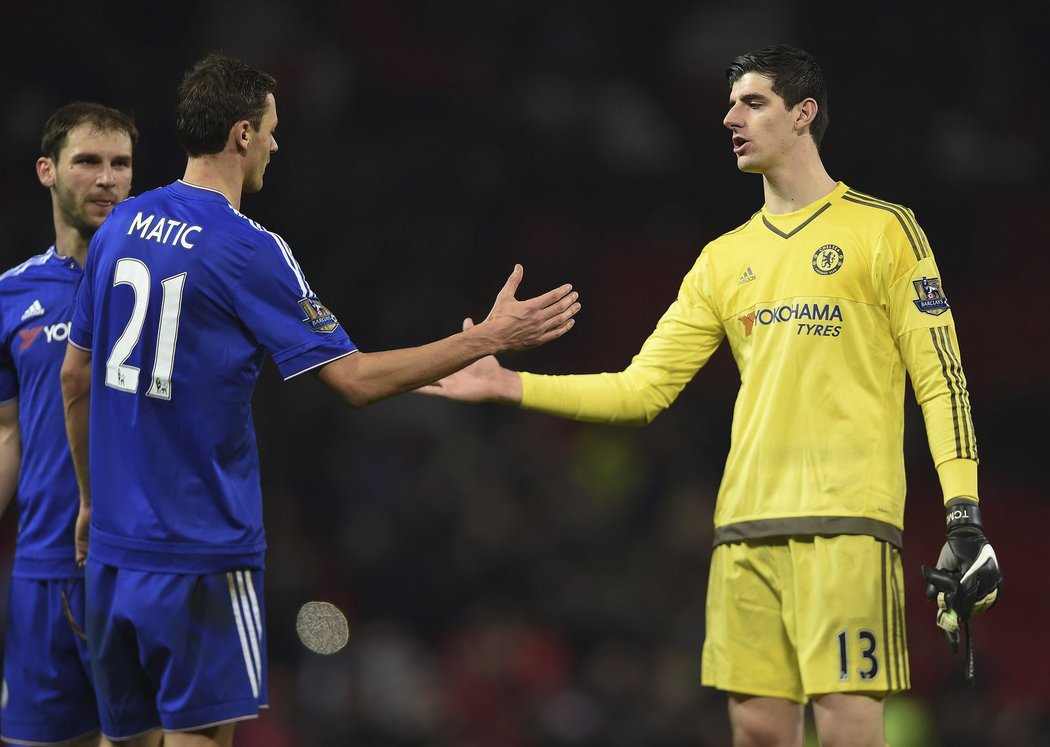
[
  {"x1": 760, "y1": 181, "x2": 849, "y2": 239},
  {"x1": 173, "y1": 179, "x2": 233, "y2": 206},
  {"x1": 48, "y1": 245, "x2": 83, "y2": 272}
]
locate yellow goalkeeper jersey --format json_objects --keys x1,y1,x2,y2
[{"x1": 520, "y1": 182, "x2": 977, "y2": 547}]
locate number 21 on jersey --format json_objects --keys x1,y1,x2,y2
[{"x1": 105, "y1": 258, "x2": 186, "y2": 401}]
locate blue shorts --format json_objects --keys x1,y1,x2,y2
[
  {"x1": 85, "y1": 560, "x2": 268, "y2": 738},
  {"x1": 1, "y1": 573, "x2": 101, "y2": 745}
]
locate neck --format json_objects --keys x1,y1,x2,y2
[
  {"x1": 182, "y1": 155, "x2": 243, "y2": 210},
  {"x1": 52, "y1": 214, "x2": 90, "y2": 268},
  {"x1": 760, "y1": 148, "x2": 837, "y2": 215}
]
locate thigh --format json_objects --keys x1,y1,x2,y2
[
  {"x1": 701, "y1": 541, "x2": 805, "y2": 702},
  {"x1": 790, "y1": 536, "x2": 909, "y2": 698},
  {"x1": 88, "y1": 562, "x2": 268, "y2": 738},
  {"x1": 728, "y1": 694, "x2": 805, "y2": 747},
  {"x1": 1, "y1": 575, "x2": 101, "y2": 745},
  {"x1": 812, "y1": 692, "x2": 885, "y2": 747}
]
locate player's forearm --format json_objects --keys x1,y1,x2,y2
[
  {"x1": 519, "y1": 369, "x2": 670, "y2": 426},
  {"x1": 60, "y1": 349, "x2": 93, "y2": 508},
  {"x1": 320, "y1": 324, "x2": 502, "y2": 407},
  {"x1": 900, "y1": 325, "x2": 979, "y2": 499},
  {"x1": 935, "y1": 457, "x2": 978, "y2": 504}
]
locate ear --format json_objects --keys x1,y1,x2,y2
[
  {"x1": 231, "y1": 120, "x2": 253, "y2": 154},
  {"x1": 794, "y1": 98, "x2": 819, "y2": 133},
  {"x1": 36, "y1": 156, "x2": 55, "y2": 188}
]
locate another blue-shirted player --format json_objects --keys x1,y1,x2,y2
[
  {"x1": 0, "y1": 102, "x2": 136, "y2": 747},
  {"x1": 60, "y1": 54, "x2": 580, "y2": 746}
]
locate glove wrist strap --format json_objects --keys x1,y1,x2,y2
[{"x1": 945, "y1": 498, "x2": 982, "y2": 532}]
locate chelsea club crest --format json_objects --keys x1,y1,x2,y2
[{"x1": 812, "y1": 244, "x2": 844, "y2": 275}]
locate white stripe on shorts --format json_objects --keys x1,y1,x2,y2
[
  {"x1": 227, "y1": 571, "x2": 260, "y2": 698},
  {"x1": 235, "y1": 571, "x2": 263, "y2": 679}
]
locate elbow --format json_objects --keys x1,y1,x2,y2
[
  {"x1": 318, "y1": 352, "x2": 381, "y2": 408},
  {"x1": 324, "y1": 371, "x2": 385, "y2": 409},
  {"x1": 628, "y1": 406, "x2": 664, "y2": 427},
  {"x1": 339, "y1": 386, "x2": 381, "y2": 409},
  {"x1": 624, "y1": 381, "x2": 673, "y2": 427},
  {"x1": 640, "y1": 409, "x2": 663, "y2": 427}
]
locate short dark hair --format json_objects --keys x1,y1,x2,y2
[
  {"x1": 40, "y1": 101, "x2": 139, "y2": 161},
  {"x1": 176, "y1": 53, "x2": 277, "y2": 157},
  {"x1": 726, "y1": 45, "x2": 829, "y2": 148}
]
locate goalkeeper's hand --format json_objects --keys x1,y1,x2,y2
[{"x1": 921, "y1": 498, "x2": 1002, "y2": 651}]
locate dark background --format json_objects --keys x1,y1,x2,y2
[{"x1": 1, "y1": 1, "x2": 1046, "y2": 744}]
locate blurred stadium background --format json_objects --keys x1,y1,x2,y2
[{"x1": 1, "y1": 1, "x2": 1046, "y2": 744}]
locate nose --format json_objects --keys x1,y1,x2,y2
[
  {"x1": 271, "y1": 136, "x2": 278, "y2": 154},
  {"x1": 96, "y1": 164, "x2": 117, "y2": 188},
  {"x1": 723, "y1": 103, "x2": 741, "y2": 131}
]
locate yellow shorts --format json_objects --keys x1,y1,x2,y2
[{"x1": 701, "y1": 535, "x2": 909, "y2": 702}]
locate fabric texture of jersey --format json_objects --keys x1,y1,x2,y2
[
  {"x1": 69, "y1": 181, "x2": 356, "y2": 573},
  {"x1": 0, "y1": 247, "x2": 83, "y2": 578},
  {"x1": 519, "y1": 183, "x2": 977, "y2": 547}
]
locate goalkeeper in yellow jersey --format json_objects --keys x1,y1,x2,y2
[{"x1": 420, "y1": 45, "x2": 1002, "y2": 747}]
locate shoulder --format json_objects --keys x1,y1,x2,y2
[
  {"x1": 227, "y1": 207, "x2": 288, "y2": 250},
  {"x1": 701, "y1": 210, "x2": 763, "y2": 259},
  {"x1": 837, "y1": 186, "x2": 930, "y2": 259},
  {"x1": 838, "y1": 187, "x2": 921, "y2": 232},
  {"x1": 716, "y1": 210, "x2": 763, "y2": 242},
  {"x1": 0, "y1": 247, "x2": 65, "y2": 287}
]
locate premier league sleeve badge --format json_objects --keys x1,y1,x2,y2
[{"x1": 912, "y1": 276, "x2": 950, "y2": 316}]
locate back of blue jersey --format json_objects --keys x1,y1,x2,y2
[
  {"x1": 70, "y1": 181, "x2": 355, "y2": 573},
  {"x1": 0, "y1": 248, "x2": 83, "y2": 578}
]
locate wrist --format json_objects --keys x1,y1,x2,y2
[
  {"x1": 503, "y1": 369, "x2": 524, "y2": 404},
  {"x1": 945, "y1": 497, "x2": 982, "y2": 533},
  {"x1": 462, "y1": 320, "x2": 499, "y2": 358}
]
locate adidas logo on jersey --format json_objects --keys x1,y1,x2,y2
[
  {"x1": 21, "y1": 299, "x2": 45, "y2": 320},
  {"x1": 737, "y1": 266, "x2": 756, "y2": 285}
]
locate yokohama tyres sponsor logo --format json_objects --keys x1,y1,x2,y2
[{"x1": 738, "y1": 303, "x2": 843, "y2": 337}]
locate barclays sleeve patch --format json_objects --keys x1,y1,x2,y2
[
  {"x1": 912, "y1": 276, "x2": 950, "y2": 316},
  {"x1": 298, "y1": 296, "x2": 340, "y2": 333}
]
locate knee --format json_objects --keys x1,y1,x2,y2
[{"x1": 729, "y1": 695, "x2": 804, "y2": 747}]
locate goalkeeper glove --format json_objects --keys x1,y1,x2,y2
[{"x1": 921, "y1": 498, "x2": 1002, "y2": 652}]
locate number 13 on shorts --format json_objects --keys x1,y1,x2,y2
[{"x1": 836, "y1": 628, "x2": 879, "y2": 681}]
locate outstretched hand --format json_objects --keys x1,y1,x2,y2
[
  {"x1": 418, "y1": 318, "x2": 523, "y2": 403},
  {"x1": 479, "y1": 264, "x2": 579, "y2": 353}
]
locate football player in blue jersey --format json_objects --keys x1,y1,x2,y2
[
  {"x1": 59, "y1": 53, "x2": 579, "y2": 746},
  {"x1": 0, "y1": 102, "x2": 136, "y2": 747}
]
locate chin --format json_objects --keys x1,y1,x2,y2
[{"x1": 736, "y1": 158, "x2": 764, "y2": 175}]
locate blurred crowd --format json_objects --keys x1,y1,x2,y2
[{"x1": 1, "y1": 1, "x2": 1047, "y2": 744}]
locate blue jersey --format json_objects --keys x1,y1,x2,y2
[
  {"x1": 0, "y1": 248, "x2": 83, "y2": 578},
  {"x1": 70, "y1": 181, "x2": 355, "y2": 574}
]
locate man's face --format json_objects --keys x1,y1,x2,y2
[
  {"x1": 244, "y1": 93, "x2": 279, "y2": 194},
  {"x1": 723, "y1": 72, "x2": 801, "y2": 174},
  {"x1": 41, "y1": 123, "x2": 133, "y2": 238}
]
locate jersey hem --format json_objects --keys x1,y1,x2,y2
[{"x1": 713, "y1": 516, "x2": 903, "y2": 549}]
